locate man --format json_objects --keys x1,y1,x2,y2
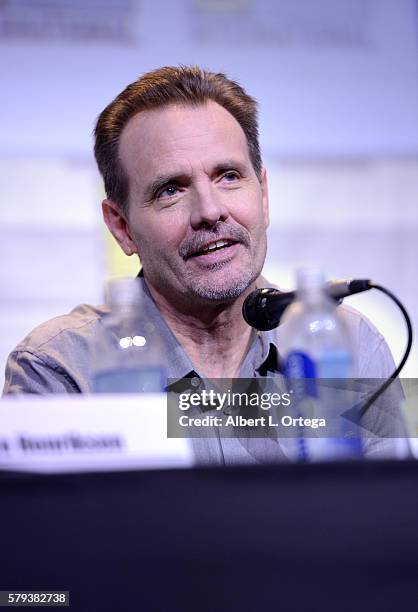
[{"x1": 3, "y1": 66, "x2": 410, "y2": 462}]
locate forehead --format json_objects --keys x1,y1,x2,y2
[{"x1": 118, "y1": 101, "x2": 251, "y2": 185}]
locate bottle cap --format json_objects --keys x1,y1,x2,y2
[{"x1": 296, "y1": 267, "x2": 326, "y2": 293}]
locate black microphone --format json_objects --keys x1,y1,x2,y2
[{"x1": 242, "y1": 279, "x2": 372, "y2": 331}]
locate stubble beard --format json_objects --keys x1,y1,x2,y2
[
  {"x1": 176, "y1": 222, "x2": 267, "y2": 302},
  {"x1": 184, "y1": 240, "x2": 267, "y2": 303},
  {"x1": 186, "y1": 265, "x2": 255, "y2": 302}
]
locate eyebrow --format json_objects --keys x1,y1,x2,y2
[
  {"x1": 144, "y1": 159, "x2": 248, "y2": 201},
  {"x1": 213, "y1": 160, "x2": 247, "y2": 175}
]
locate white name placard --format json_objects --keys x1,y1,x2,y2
[{"x1": 0, "y1": 394, "x2": 194, "y2": 473}]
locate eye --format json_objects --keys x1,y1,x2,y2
[
  {"x1": 157, "y1": 185, "x2": 179, "y2": 199},
  {"x1": 221, "y1": 171, "x2": 240, "y2": 183}
]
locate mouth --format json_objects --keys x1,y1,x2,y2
[{"x1": 188, "y1": 239, "x2": 238, "y2": 259}]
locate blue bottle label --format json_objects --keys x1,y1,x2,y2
[
  {"x1": 283, "y1": 350, "x2": 361, "y2": 461},
  {"x1": 284, "y1": 351, "x2": 317, "y2": 378},
  {"x1": 284, "y1": 351, "x2": 318, "y2": 397}
]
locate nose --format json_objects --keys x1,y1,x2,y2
[{"x1": 189, "y1": 183, "x2": 229, "y2": 230}]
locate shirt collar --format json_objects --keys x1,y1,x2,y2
[{"x1": 136, "y1": 271, "x2": 282, "y2": 386}]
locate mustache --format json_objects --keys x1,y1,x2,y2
[{"x1": 179, "y1": 223, "x2": 250, "y2": 259}]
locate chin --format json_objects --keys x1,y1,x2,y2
[{"x1": 188, "y1": 269, "x2": 256, "y2": 303}]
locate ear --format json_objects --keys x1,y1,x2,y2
[
  {"x1": 260, "y1": 167, "x2": 270, "y2": 228},
  {"x1": 102, "y1": 199, "x2": 138, "y2": 256}
]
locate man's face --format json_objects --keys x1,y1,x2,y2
[{"x1": 112, "y1": 101, "x2": 269, "y2": 306}]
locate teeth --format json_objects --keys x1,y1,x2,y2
[{"x1": 201, "y1": 240, "x2": 231, "y2": 254}]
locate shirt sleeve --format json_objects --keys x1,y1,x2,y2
[{"x1": 3, "y1": 350, "x2": 81, "y2": 395}]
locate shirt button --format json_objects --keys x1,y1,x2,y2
[{"x1": 191, "y1": 376, "x2": 201, "y2": 389}]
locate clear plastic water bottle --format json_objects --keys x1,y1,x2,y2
[
  {"x1": 92, "y1": 278, "x2": 167, "y2": 393},
  {"x1": 279, "y1": 268, "x2": 362, "y2": 461}
]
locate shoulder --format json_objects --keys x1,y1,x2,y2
[
  {"x1": 13, "y1": 304, "x2": 108, "y2": 355},
  {"x1": 3, "y1": 304, "x2": 108, "y2": 394},
  {"x1": 337, "y1": 302, "x2": 385, "y2": 350}
]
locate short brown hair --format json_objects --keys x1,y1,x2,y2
[{"x1": 94, "y1": 65, "x2": 262, "y2": 214}]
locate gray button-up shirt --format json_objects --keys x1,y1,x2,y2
[{"x1": 3, "y1": 277, "x2": 411, "y2": 463}]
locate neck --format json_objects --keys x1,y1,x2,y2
[{"x1": 146, "y1": 280, "x2": 259, "y2": 378}]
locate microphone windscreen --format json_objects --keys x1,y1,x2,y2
[{"x1": 242, "y1": 289, "x2": 293, "y2": 331}]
